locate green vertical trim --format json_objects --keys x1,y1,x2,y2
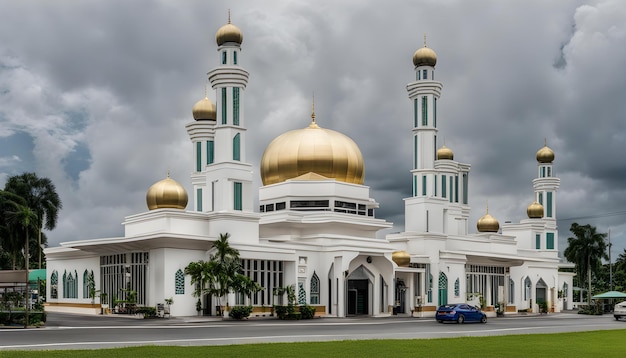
[
  {"x1": 547, "y1": 192, "x2": 553, "y2": 217},
  {"x1": 462, "y1": 173, "x2": 468, "y2": 204},
  {"x1": 207, "y1": 140, "x2": 214, "y2": 164},
  {"x1": 442, "y1": 175, "x2": 447, "y2": 198},
  {"x1": 233, "y1": 51, "x2": 238, "y2": 65},
  {"x1": 196, "y1": 142, "x2": 202, "y2": 172},
  {"x1": 422, "y1": 175, "x2": 427, "y2": 196},
  {"x1": 413, "y1": 135, "x2": 418, "y2": 169},
  {"x1": 413, "y1": 176, "x2": 417, "y2": 197},
  {"x1": 421, "y1": 96, "x2": 428, "y2": 126},
  {"x1": 455, "y1": 175, "x2": 459, "y2": 203},
  {"x1": 535, "y1": 234, "x2": 541, "y2": 249},
  {"x1": 221, "y1": 88, "x2": 227, "y2": 124},
  {"x1": 233, "y1": 87, "x2": 240, "y2": 126},
  {"x1": 434, "y1": 97, "x2": 437, "y2": 128},
  {"x1": 233, "y1": 133, "x2": 241, "y2": 161},
  {"x1": 222, "y1": 51, "x2": 227, "y2": 64},
  {"x1": 196, "y1": 188, "x2": 202, "y2": 212},
  {"x1": 538, "y1": 192, "x2": 543, "y2": 206},
  {"x1": 414, "y1": 99, "x2": 418, "y2": 128},
  {"x1": 434, "y1": 174, "x2": 437, "y2": 197},
  {"x1": 449, "y1": 176, "x2": 453, "y2": 202},
  {"x1": 546, "y1": 233, "x2": 555, "y2": 250},
  {"x1": 234, "y1": 182, "x2": 242, "y2": 210}
]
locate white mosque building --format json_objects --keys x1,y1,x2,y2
[{"x1": 45, "y1": 18, "x2": 574, "y2": 318}]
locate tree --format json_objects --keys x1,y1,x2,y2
[
  {"x1": 210, "y1": 233, "x2": 241, "y2": 310},
  {"x1": 564, "y1": 223, "x2": 608, "y2": 305},
  {"x1": 4, "y1": 172, "x2": 63, "y2": 269},
  {"x1": 5, "y1": 201, "x2": 38, "y2": 328},
  {"x1": 0, "y1": 190, "x2": 32, "y2": 269}
]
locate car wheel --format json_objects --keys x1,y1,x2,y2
[
  {"x1": 481, "y1": 316, "x2": 487, "y2": 323},
  {"x1": 457, "y1": 314, "x2": 465, "y2": 324}
]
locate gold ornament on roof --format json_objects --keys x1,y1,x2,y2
[
  {"x1": 216, "y1": 10, "x2": 243, "y2": 46},
  {"x1": 437, "y1": 144, "x2": 454, "y2": 160},
  {"x1": 536, "y1": 139, "x2": 555, "y2": 163},
  {"x1": 146, "y1": 173, "x2": 188, "y2": 210},
  {"x1": 260, "y1": 100, "x2": 365, "y2": 186},
  {"x1": 392, "y1": 251, "x2": 410, "y2": 267},
  {"x1": 412, "y1": 33, "x2": 437, "y2": 67},
  {"x1": 477, "y1": 202, "x2": 499, "y2": 233},
  {"x1": 526, "y1": 201, "x2": 544, "y2": 219},
  {"x1": 192, "y1": 91, "x2": 216, "y2": 120}
]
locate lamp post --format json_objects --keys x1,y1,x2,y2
[{"x1": 609, "y1": 228, "x2": 613, "y2": 292}]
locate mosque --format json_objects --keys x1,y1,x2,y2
[{"x1": 45, "y1": 17, "x2": 574, "y2": 317}]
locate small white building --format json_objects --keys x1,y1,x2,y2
[{"x1": 45, "y1": 18, "x2": 573, "y2": 317}]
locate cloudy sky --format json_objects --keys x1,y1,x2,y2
[{"x1": 1, "y1": 0, "x2": 625, "y2": 259}]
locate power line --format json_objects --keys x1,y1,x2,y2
[{"x1": 558, "y1": 210, "x2": 626, "y2": 222}]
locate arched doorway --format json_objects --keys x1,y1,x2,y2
[
  {"x1": 347, "y1": 265, "x2": 373, "y2": 316},
  {"x1": 536, "y1": 278, "x2": 548, "y2": 309}
]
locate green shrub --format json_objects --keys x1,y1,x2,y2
[
  {"x1": 136, "y1": 306, "x2": 157, "y2": 318},
  {"x1": 299, "y1": 304, "x2": 316, "y2": 319},
  {"x1": 229, "y1": 305, "x2": 253, "y2": 320}
]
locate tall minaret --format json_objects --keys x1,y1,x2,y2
[
  {"x1": 186, "y1": 13, "x2": 253, "y2": 213},
  {"x1": 533, "y1": 140, "x2": 560, "y2": 220},
  {"x1": 406, "y1": 35, "x2": 442, "y2": 197}
]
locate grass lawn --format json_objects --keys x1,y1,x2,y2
[{"x1": 3, "y1": 329, "x2": 626, "y2": 357}]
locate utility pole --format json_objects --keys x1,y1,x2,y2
[{"x1": 609, "y1": 228, "x2": 613, "y2": 292}]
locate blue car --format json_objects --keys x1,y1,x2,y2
[{"x1": 436, "y1": 303, "x2": 487, "y2": 324}]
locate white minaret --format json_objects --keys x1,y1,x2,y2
[
  {"x1": 406, "y1": 36, "x2": 442, "y2": 198},
  {"x1": 533, "y1": 140, "x2": 560, "y2": 220},
  {"x1": 185, "y1": 14, "x2": 254, "y2": 214}
]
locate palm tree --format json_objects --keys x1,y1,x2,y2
[
  {"x1": 5, "y1": 202, "x2": 38, "y2": 328},
  {"x1": 4, "y1": 172, "x2": 63, "y2": 269},
  {"x1": 210, "y1": 233, "x2": 241, "y2": 311},
  {"x1": 0, "y1": 190, "x2": 31, "y2": 269},
  {"x1": 564, "y1": 223, "x2": 608, "y2": 305}
]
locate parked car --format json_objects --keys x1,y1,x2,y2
[
  {"x1": 614, "y1": 301, "x2": 626, "y2": 320},
  {"x1": 436, "y1": 303, "x2": 487, "y2": 324}
]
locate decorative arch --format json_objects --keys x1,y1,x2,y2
[
  {"x1": 175, "y1": 269, "x2": 185, "y2": 295},
  {"x1": 50, "y1": 270, "x2": 59, "y2": 299},
  {"x1": 83, "y1": 269, "x2": 90, "y2": 299},
  {"x1": 310, "y1": 272, "x2": 320, "y2": 304},
  {"x1": 524, "y1": 276, "x2": 532, "y2": 301},
  {"x1": 438, "y1": 272, "x2": 448, "y2": 306}
]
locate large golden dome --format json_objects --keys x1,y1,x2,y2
[
  {"x1": 527, "y1": 201, "x2": 544, "y2": 219},
  {"x1": 477, "y1": 211, "x2": 499, "y2": 233},
  {"x1": 536, "y1": 142, "x2": 555, "y2": 163},
  {"x1": 260, "y1": 116, "x2": 365, "y2": 186},
  {"x1": 192, "y1": 96, "x2": 216, "y2": 120},
  {"x1": 215, "y1": 15, "x2": 243, "y2": 46},
  {"x1": 146, "y1": 175, "x2": 188, "y2": 210},
  {"x1": 413, "y1": 45, "x2": 437, "y2": 67},
  {"x1": 437, "y1": 145, "x2": 454, "y2": 160}
]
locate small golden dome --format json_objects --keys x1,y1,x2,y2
[
  {"x1": 192, "y1": 97, "x2": 216, "y2": 120},
  {"x1": 477, "y1": 212, "x2": 500, "y2": 233},
  {"x1": 413, "y1": 46, "x2": 437, "y2": 67},
  {"x1": 215, "y1": 14, "x2": 243, "y2": 46},
  {"x1": 260, "y1": 116, "x2": 365, "y2": 186},
  {"x1": 146, "y1": 175, "x2": 188, "y2": 210},
  {"x1": 437, "y1": 145, "x2": 454, "y2": 160},
  {"x1": 536, "y1": 144, "x2": 555, "y2": 163},
  {"x1": 527, "y1": 201, "x2": 544, "y2": 219},
  {"x1": 392, "y1": 251, "x2": 410, "y2": 267}
]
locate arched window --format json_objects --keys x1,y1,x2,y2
[
  {"x1": 427, "y1": 273, "x2": 433, "y2": 303},
  {"x1": 298, "y1": 280, "x2": 306, "y2": 305},
  {"x1": 233, "y1": 133, "x2": 241, "y2": 161},
  {"x1": 454, "y1": 278, "x2": 460, "y2": 297},
  {"x1": 508, "y1": 278, "x2": 515, "y2": 304},
  {"x1": 175, "y1": 269, "x2": 185, "y2": 295},
  {"x1": 310, "y1": 272, "x2": 320, "y2": 304},
  {"x1": 524, "y1": 277, "x2": 532, "y2": 301},
  {"x1": 64, "y1": 270, "x2": 78, "y2": 299},
  {"x1": 438, "y1": 272, "x2": 448, "y2": 306},
  {"x1": 51, "y1": 270, "x2": 58, "y2": 299},
  {"x1": 83, "y1": 269, "x2": 90, "y2": 299}
]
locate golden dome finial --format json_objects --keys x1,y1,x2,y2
[
  {"x1": 228, "y1": 9, "x2": 231, "y2": 24},
  {"x1": 424, "y1": 33, "x2": 427, "y2": 47},
  {"x1": 311, "y1": 93, "x2": 315, "y2": 123},
  {"x1": 167, "y1": 168, "x2": 170, "y2": 178}
]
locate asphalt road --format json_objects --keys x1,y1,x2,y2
[{"x1": 1, "y1": 312, "x2": 625, "y2": 350}]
